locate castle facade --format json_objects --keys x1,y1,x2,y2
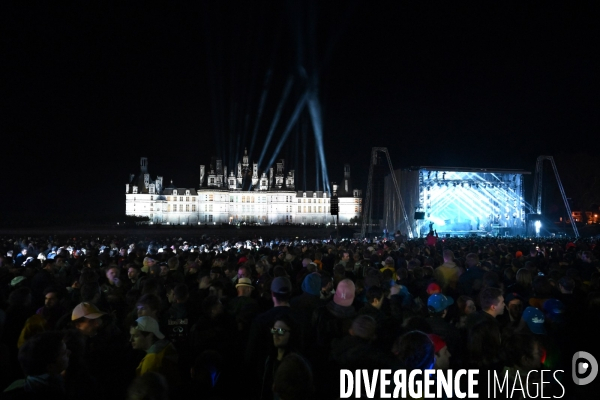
[{"x1": 125, "y1": 150, "x2": 362, "y2": 225}]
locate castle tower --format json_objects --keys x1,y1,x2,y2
[
  {"x1": 242, "y1": 148, "x2": 249, "y2": 168},
  {"x1": 260, "y1": 172, "x2": 268, "y2": 191},
  {"x1": 252, "y1": 162, "x2": 259, "y2": 186},
  {"x1": 286, "y1": 170, "x2": 295, "y2": 189},
  {"x1": 343, "y1": 164, "x2": 352, "y2": 195},
  {"x1": 140, "y1": 157, "x2": 148, "y2": 174}
]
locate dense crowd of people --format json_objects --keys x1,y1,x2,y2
[{"x1": 0, "y1": 232, "x2": 599, "y2": 399}]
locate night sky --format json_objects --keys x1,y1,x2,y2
[{"x1": 2, "y1": 2, "x2": 599, "y2": 224}]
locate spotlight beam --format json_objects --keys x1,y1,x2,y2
[
  {"x1": 258, "y1": 75, "x2": 295, "y2": 167},
  {"x1": 265, "y1": 91, "x2": 309, "y2": 171},
  {"x1": 249, "y1": 68, "x2": 273, "y2": 157},
  {"x1": 307, "y1": 92, "x2": 330, "y2": 192}
]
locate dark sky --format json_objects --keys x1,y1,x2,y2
[{"x1": 2, "y1": 2, "x2": 599, "y2": 222}]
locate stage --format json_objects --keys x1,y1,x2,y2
[{"x1": 383, "y1": 166, "x2": 530, "y2": 238}]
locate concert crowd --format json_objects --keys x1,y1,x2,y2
[{"x1": 0, "y1": 231, "x2": 599, "y2": 399}]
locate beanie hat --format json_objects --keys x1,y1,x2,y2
[
  {"x1": 426, "y1": 283, "x2": 441, "y2": 295},
  {"x1": 271, "y1": 277, "x2": 292, "y2": 294},
  {"x1": 427, "y1": 334, "x2": 447, "y2": 354},
  {"x1": 334, "y1": 279, "x2": 355, "y2": 307},
  {"x1": 302, "y1": 273, "x2": 321, "y2": 296},
  {"x1": 542, "y1": 299, "x2": 565, "y2": 324}
]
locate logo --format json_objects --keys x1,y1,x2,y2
[{"x1": 572, "y1": 351, "x2": 598, "y2": 385}]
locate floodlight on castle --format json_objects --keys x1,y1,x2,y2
[{"x1": 125, "y1": 149, "x2": 362, "y2": 225}]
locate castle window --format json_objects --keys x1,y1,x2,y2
[
  {"x1": 209, "y1": 215, "x2": 213, "y2": 222},
  {"x1": 173, "y1": 190, "x2": 177, "y2": 196},
  {"x1": 151, "y1": 196, "x2": 154, "y2": 201},
  {"x1": 209, "y1": 194, "x2": 213, "y2": 201},
  {"x1": 298, "y1": 206, "x2": 301, "y2": 212},
  {"x1": 298, "y1": 199, "x2": 301, "y2": 203},
  {"x1": 179, "y1": 205, "x2": 183, "y2": 212},
  {"x1": 319, "y1": 206, "x2": 322, "y2": 213},
  {"x1": 192, "y1": 205, "x2": 196, "y2": 212},
  {"x1": 186, "y1": 197, "x2": 189, "y2": 202},
  {"x1": 186, "y1": 205, "x2": 190, "y2": 212}
]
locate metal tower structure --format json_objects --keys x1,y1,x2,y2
[
  {"x1": 531, "y1": 155, "x2": 579, "y2": 238},
  {"x1": 361, "y1": 147, "x2": 413, "y2": 239}
]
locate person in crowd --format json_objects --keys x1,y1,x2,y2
[
  {"x1": 507, "y1": 268, "x2": 533, "y2": 300},
  {"x1": 312, "y1": 278, "x2": 357, "y2": 349},
  {"x1": 3, "y1": 331, "x2": 70, "y2": 399},
  {"x1": 466, "y1": 320, "x2": 502, "y2": 370},
  {"x1": 458, "y1": 253, "x2": 487, "y2": 297},
  {"x1": 465, "y1": 287, "x2": 505, "y2": 330},
  {"x1": 259, "y1": 314, "x2": 303, "y2": 400},
  {"x1": 500, "y1": 333, "x2": 548, "y2": 399},
  {"x1": 245, "y1": 277, "x2": 303, "y2": 369},
  {"x1": 102, "y1": 266, "x2": 127, "y2": 306},
  {"x1": 127, "y1": 264, "x2": 146, "y2": 291},
  {"x1": 358, "y1": 285, "x2": 386, "y2": 323},
  {"x1": 453, "y1": 295, "x2": 476, "y2": 329},
  {"x1": 71, "y1": 302, "x2": 106, "y2": 337},
  {"x1": 227, "y1": 277, "x2": 260, "y2": 333},
  {"x1": 272, "y1": 353, "x2": 314, "y2": 400},
  {"x1": 290, "y1": 272, "x2": 322, "y2": 322},
  {"x1": 127, "y1": 371, "x2": 169, "y2": 400},
  {"x1": 428, "y1": 333, "x2": 452, "y2": 370},
  {"x1": 30, "y1": 259, "x2": 58, "y2": 309},
  {"x1": 427, "y1": 293, "x2": 460, "y2": 356},
  {"x1": 393, "y1": 330, "x2": 436, "y2": 371},
  {"x1": 434, "y1": 249, "x2": 462, "y2": 294},
  {"x1": 130, "y1": 316, "x2": 179, "y2": 386}
]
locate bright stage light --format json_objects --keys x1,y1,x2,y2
[
  {"x1": 535, "y1": 220, "x2": 541, "y2": 234},
  {"x1": 417, "y1": 170, "x2": 525, "y2": 236}
]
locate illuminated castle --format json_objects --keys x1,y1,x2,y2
[{"x1": 125, "y1": 149, "x2": 362, "y2": 225}]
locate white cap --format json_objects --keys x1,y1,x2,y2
[{"x1": 134, "y1": 316, "x2": 165, "y2": 340}]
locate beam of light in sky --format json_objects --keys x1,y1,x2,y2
[
  {"x1": 265, "y1": 91, "x2": 309, "y2": 171},
  {"x1": 258, "y1": 75, "x2": 294, "y2": 167},
  {"x1": 307, "y1": 91, "x2": 329, "y2": 193},
  {"x1": 249, "y1": 68, "x2": 273, "y2": 158},
  {"x1": 302, "y1": 115, "x2": 307, "y2": 191},
  {"x1": 315, "y1": 142, "x2": 320, "y2": 192}
]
